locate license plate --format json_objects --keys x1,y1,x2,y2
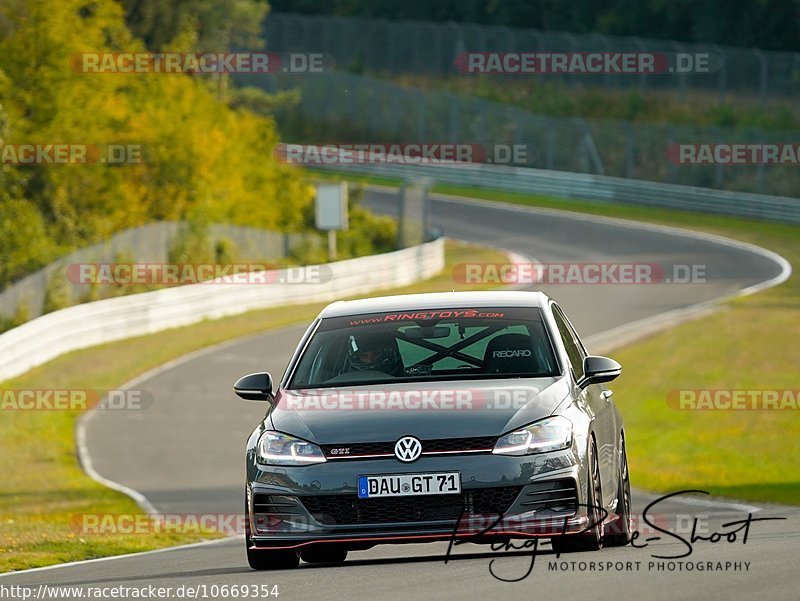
[{"x1": 357, "y1": 472, "x2": 461, "y2": 499}]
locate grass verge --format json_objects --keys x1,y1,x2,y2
[
  {"x1": 328, "y1": 172, "x2": 800, "y2": 505},
  {"x1": 0, "y1": 240, "x2": 508, "y2": 573},
  {"x1": 389, "y1": 74, "x2": 800, "y2": 130}
]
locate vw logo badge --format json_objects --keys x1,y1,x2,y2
[{"x1": 394, "y1": 436, "x2": 422, "y2": 462}]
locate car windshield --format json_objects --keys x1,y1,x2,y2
[{"x1": 289, "y1": 307, "x2": 559, "y2": 388}]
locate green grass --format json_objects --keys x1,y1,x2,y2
[
  {"x1": 0, "y1": 241, "x2": 509, "y2": 573},
  {"x1": 324, "y1": 171, "x2": 800, "y2": 505},
  {"x1": 389, "y1": 74, "x2": 800, "y2": 131},
  {"x1": 441, "y1": 187, "x2": 800, "y2": 505},
  {"x1": 610, "y1": 304, "x2": 800, "y2": 505}
]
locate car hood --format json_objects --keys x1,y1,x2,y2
[{"x1": 267, "y1": 377, "x2": 571, "y2": 443}]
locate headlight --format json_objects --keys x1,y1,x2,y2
[
  {"x1": 492, "y1": 416, "x2": 573, "y2": 455},
  {"x1": 256, "y1": 431, "x2": 326, "y2": 466}
]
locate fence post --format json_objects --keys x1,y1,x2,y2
[
  {"x1": 591, "y1": 33, "x2": 612, "y2": 89},
  {"x1": 390, "y1": 93, "x2": 401, "y2": 136},
  {"x1": 566, "y1": 32, "x2": 579, "y2": 89},
  {"x1": 665, "y1": 125, "x2": 675, "y2": 184},
  {"x1": 623, "y1": 122, "x2": 635, "y2": 179},
  {"x1": 448, "y1": 93, "x2": 460, "y2": 142},
  {"x1": 713, "y1": 127, "x2": 725, "y2": 189},
  {"x1": 416, "y1": 92, "x2": 427, "y2": 141},
  {"x1": 752, "y1": 128, "x2": 766, "y2": 194},
  {"x1": 283, "y1": 232, "x2": 291, "y2": 257},
  {"x1": 672, "y1": 40, "x2": 687, "y2": 100},
  {"x1": 450, "y1": 21, "x2": 465, "y2": 73},
  {"x1": 381, "y1": 18, "x2": 392, "y2": 71},
  {"x1": 478, "y1": 99, "x2": 488, "y2": 145},
  {"x1": 756, "y1": 50, "x2": 768, "y2": 109},
  {"x1": 632, "y1": 37, "x2": 648, "y2": 92},
  {"x1": 369, "y1": 81, "x2": 382, "y2": 136},
  {"x1": 576, "y1": 118, "x2": 605, "y2": 175},
  {"x1": 429, "y1": 24, "x2": 444, "y2": 75},
  {"x1": 713, "y1": 45, "x2": 727, "y2": 103},
  {"x1": 510, "y1": 107, "x2": 520, "y2": 148}
]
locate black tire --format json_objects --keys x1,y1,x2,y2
[
  {"x1": 551, "y1": 437, "x2": 603, "y2": 553},
  {"x1": 300, "y1": 544, "x2": 349, "y2": 564},
  {"x1": 604, "y1": 434, "x2": 633, "y2": 547},
  {"x1": 244, "y1": 493, "x2": 300, "y2": 570}
]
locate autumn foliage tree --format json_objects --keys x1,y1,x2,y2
[{"x1": 0, "y1": 0, "x2": 315, "y2": 287}]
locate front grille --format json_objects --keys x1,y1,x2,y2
[
  {"x1": 520, "y1": 479, "x2": 578, "y2": 514},
  {"x1": 424, "y1": 437, "x2": 497, "y2": 453},
  {"x1": 300, "y1": 486, "x2": 521, "y2": 525},
  {"x1": 320, "y1": 436, "x2": 496, "y2": 459}
]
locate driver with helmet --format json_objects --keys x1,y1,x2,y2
[{"x1": 348, "y1": 332, "x2": 403, "y2": 376}]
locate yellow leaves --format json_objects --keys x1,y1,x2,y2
[{"x1": 0, "y1": 0, "x2": 310, "y2": 279}]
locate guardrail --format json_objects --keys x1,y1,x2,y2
[
  {"x1": 0, "y1": 221, "x2": 319, "y2": 321},
  {"x1": 0, "y1": 238, "x2": 444, "y2": 383},
  {"x1": 244, "y1": 71, "x2": 800, "y2": 197},
  {"x1": 312, "y1": 161, "x2": 800, "y2": 224}
]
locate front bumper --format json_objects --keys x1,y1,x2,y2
[{"x1": 246, "y1": 449, "x2": 590, "y2": 550}]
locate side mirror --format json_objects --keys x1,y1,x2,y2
[
  {"x1": 578, "y1": 356, "x2": 621, "y2": 389},
  {"x1": 234, "y1": 372, "x2": 274, "y2": 401}
]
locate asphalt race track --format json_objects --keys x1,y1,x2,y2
[{"x1": 2, "y1": 192, "x2": 798, "y2": 600}]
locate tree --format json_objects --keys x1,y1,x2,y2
[
  {"x1": 0, "y1": 0, "x2": 312, "y2": 287},
  {"x1": 120, "y1": 0, "x2": 270, "y2": 52}
]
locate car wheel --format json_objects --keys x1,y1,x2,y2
[
  {"x1": 551, "y1": 437, "x2": 603, "y2": 553},
  {"x1": 605, "y1": 434, "x2": 632, "y2": 546},
  {"x1": 244, "y1": 494, "x2": 300, "y2": 570},
  {"x1": 301, "y1": 544, "x2": 349, "y2": 564}
]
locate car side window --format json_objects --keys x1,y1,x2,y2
[{"x1": 552, "y1": 307, "x2": 585, "y2": 381}]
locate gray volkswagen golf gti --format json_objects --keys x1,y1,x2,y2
[{"x1": 235, "y1": 291, "x2": 632, "y2": 569}]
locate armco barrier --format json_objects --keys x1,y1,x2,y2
[
  {"x1": 0, "y1": 221, "x2": 319, "y2": 320},
  {"x1": 311, "y1": 160, "x2": 800, "y2": 224},
  {"x1": 249, "y1": 71, "x2": 800, "y2": 198},
  {"x1": 0, "y1": 238, "x2": 444, "y2": 383}
]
